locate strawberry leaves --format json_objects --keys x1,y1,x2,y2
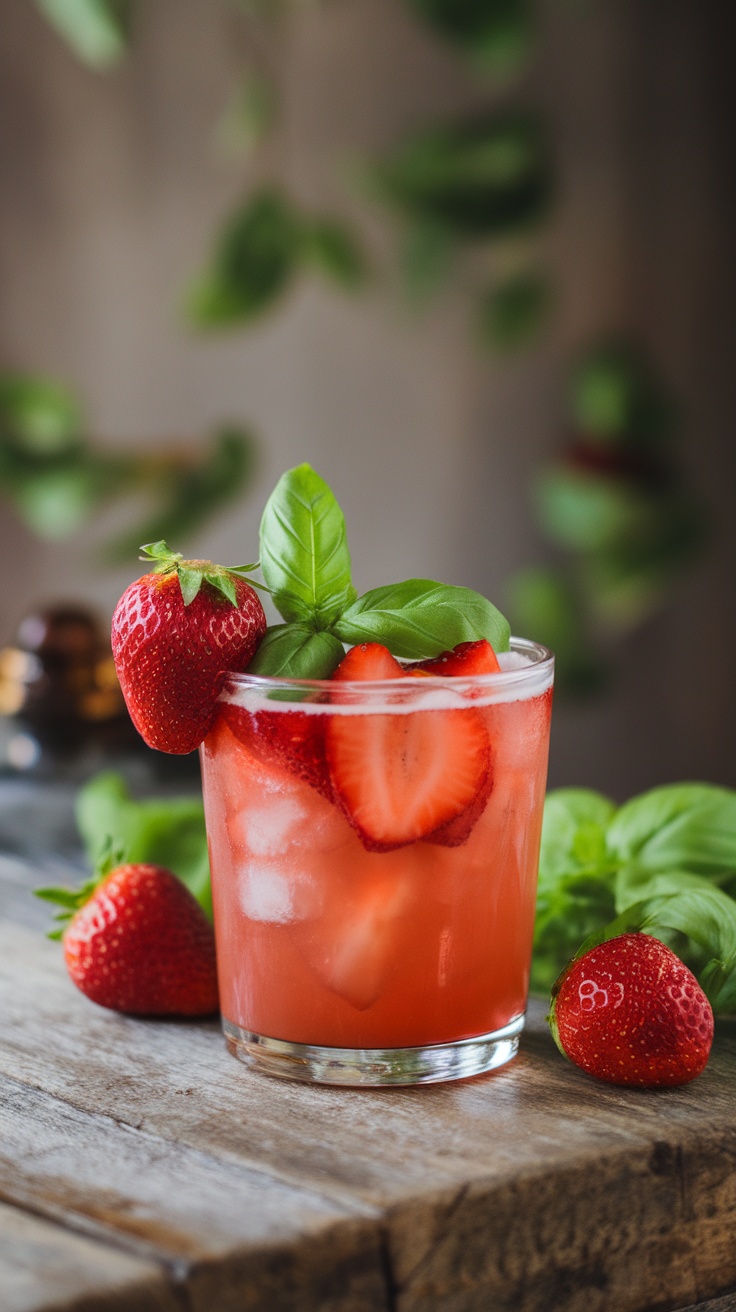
[
  {"x1": 253, "y1": 464, "x2": 511, "y2": 678},
  {"x1": 139, "y1": 540, "x2": 264, "y2": 607}
]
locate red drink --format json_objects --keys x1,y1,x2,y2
[{"x1": 200, "y1": 639, "x2": 553, "y2": 1084}]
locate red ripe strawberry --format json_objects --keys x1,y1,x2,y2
[
  {"x1": 549, "y1": 933, "x2": 714, "y2": 1088},
  {"x1": 408, "y1": 638, "x2": 501, "y2": 677},
  {"x1": 111, "y1": 542, "x2": 266, "y2": 754},
  {"x1": 326, "y1": 643, "x2": 491, "y2": 851},
  {"x1": 37, "y1": 863, "x2": 219, "y2": 1017},
  {"x1": 220, "y1": 702, "x2": 333, "y2": 801}
]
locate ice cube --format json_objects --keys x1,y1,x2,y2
[
  {"x1": 298, "y1": 852, "x2": 418, "y2": 1010},
  {"x1": 239, "y1": 863, "x2": 294, "y2": 923},
  {"x1": 234, "y1": 794, "x2": 308, "y2": 858}
]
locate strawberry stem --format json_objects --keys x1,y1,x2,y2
[{"x1": 138, "y1": 541, "x2": 271, "y2": 606}]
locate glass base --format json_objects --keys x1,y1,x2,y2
[{"x1": 222, "y1": 1014, "x2": 525, "y2": 1086}]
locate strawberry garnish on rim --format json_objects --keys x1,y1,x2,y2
[
  {"x1": 221, "y1": 702, "x2": 333, "y2": 801},
  {"x1": 111, "y1": 541, "x2": 267, "y2": 754},
  {"x1": 410, "y1": 639, "x2": 499, "y2": 847},
  {"x1": 407, "y1": 638, "x2": 501, "y2": 678},
  {"x1": 326, "y1": 643, "x2": 491, "y2": 851}
]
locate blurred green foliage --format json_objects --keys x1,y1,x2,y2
[
  {"x1": 508, "y1": 342, "x2": 708, "y2": 692},
  {"x1": 0, "y1": 372, "x2": 256, "y2": 554},
  {"x1": 408, "y1": 0, "x2": 534, "y2": 73},
  {"x1": 477, "y1": 270, "x2": 551, "y2": 351},
  {"x1": 27, "y1": 1, "x2": 711, "y2": 704},
  {"x1": 377, "y1": 113, "x2": 550, "y2": 237},
  {"x1": 187, "y1": 189, "x2": 366, "y2": 329},
  {"x1": 76, "y1": 771, "x2": 211, "y2": 917},
  {"x1": 36, "y1": 0, "x2": 132, "y2": 68}
]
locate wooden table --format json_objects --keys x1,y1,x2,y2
[{"x1": 0, "y1": 784, "x2": 735, "y2": 1312}]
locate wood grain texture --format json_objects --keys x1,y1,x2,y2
[
  {"x1": 1, "y1": 863, "x2": 735, "y2": 1311},
  {"x1": 680, "y1": 1296, "x2": 736, "y2": 1312},
  {"x1": 0, "y1": 1201, "x2": 177, "y2": 1312}
]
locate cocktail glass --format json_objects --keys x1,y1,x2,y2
[{"x1": 200, "y1": 638, "x2": 553, "y2": 1086}]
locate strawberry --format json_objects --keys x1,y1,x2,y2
[
  {"x1": 410, "y1": 640, "x2": 499, "y2": 846},
  {"x1": 331, "y1": 642, "x2": 406, "y2": 684},
  {"x1": 220, "y1": 702, "x2": 333, "y2": 801},
  {"x1": 111, "y1": 542, "x2": 266, "y2": 754},
  {"x1": 408, "y1": 638, "x2": 501, "y2": 677},
  {"x1": 36, "y1": 862, "x2": 219, "y2": 1016},
  {"x1": 425, "y1": 762, "x2": 494, "y2": 848},
  {"x1": 549, "y1": 932, "x2": 714, "y2": 1088},
  {"x1": 326, "y1": 643, "x2": 491, "y2": 851}
]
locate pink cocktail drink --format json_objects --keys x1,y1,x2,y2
[{"x1": 200, "y1": 639, "x2": 553, "y2": 1084}]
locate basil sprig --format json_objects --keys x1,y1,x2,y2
[
  {"x1": 535, "y1": 782, "x2": 736, "y2": 1014},
  {"x1": 252, "y1": 463, "x2": 510, "y2": 678}
]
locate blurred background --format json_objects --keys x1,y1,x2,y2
[{"x1": 0, "y1": 0, "x2": 734, "y2": 798}]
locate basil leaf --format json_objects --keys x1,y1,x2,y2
[
  {"x1": 247, "y1": 623, "x2": 344, "y2": 680},
  {"x1": 539, "y1": 789, "x2": 616, "y2": 886},
  {"x1": 532, "y1": 790, "x2": 618, "y2": 994},
  {"x1": 334, "y1": 579, "x2": 510, "y2": 658},
  {"x1": 75, "y1": 772, "x2": 211, "y2": 918},
  {"x1": 259, "y1": 464, "x2": 356, "y2": 627},
  {"x1": 574, "y1": 877, "x2": 736, "y2": 1010},
  {"x1": 607, "y1": 784, "x2": 736, "y2": 879}
]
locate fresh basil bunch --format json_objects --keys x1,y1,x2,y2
[
  {"x1": 534, "y1": 783, "x2": 736, "y2": 1014},
  {"x1": 249, "y1": 463, "x2": 510, "y2": 678}
]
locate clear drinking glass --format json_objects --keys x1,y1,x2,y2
[{"x1": 200, "y1": 638, "x2": 553, "y2": 1086}]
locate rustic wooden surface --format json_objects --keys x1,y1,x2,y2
[{"x1": 0, "y1": 841, "x2": 735, "y2": 1312}]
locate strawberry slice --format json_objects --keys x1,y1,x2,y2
[
  {"x1": 408, "y1": 639, "x2": 499, "y2": 847},
  {"x1": 425, "y1": 760, "x2": 494, "y2": 848},
  {"x1": 331, "y1": 642, "x2": 406, "y2": 683},
  {"x1": 220, "y1": 703, "x2": 333, "y2": 801},
  {"x1": 408, "y1": 638, "x2": 500, "y2": 677},
  {"x1": 327, "y1": 644, "x2": 490, "y2": 849}
]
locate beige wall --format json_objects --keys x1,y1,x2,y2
[{"x1": 1, "y1": 0, "x2": 734, "y2": 796}]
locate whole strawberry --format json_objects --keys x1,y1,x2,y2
[
  {"x1": 111, "y1": 541, "x2": 266, "y2": 754},
  {"x1": 37, "y1": 862, "x2": 219, "y2": 1016},
  {"x1": 549, "y1": 933, "x2": 714, "y2": 1088}
]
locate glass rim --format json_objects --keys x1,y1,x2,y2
[{"x1": 222, "y1": 636, "x2": 554, "y2": 697}]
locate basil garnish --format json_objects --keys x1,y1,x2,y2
[{"x1": 250, "y1": 462, "x2": 511, "y2": 678}]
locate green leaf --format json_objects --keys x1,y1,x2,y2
[
  {"x1": 531, "y1": 789, "x2": 618, "y2": 993},
  {"x1": 539, "y1": 789, "x2": 617, "y2": 887},
  {"x1": 105, "y1": 427, "x2": 256, "y2": 561},
  {"x1": 569, "y1": 341, "x2": 678, "y2": 450},
  {"x1": 186, "y1": 190, "x2": 300, "y2": 328},
  {"x1": 534, "y1": 464, "x2": 656, "y2": 553},
  {"x1": 607, "y1": 784, "x2": 736, "y2": 881},
  {"x1": 259, "y1": 464, "x2": 356, "y2": 627},
  {"x1": 378, "y1": 112, "x2": 550, "y2": 238},
  {"x1": 399, "y1": 218, "x2": 455, "y2": 307},
  {"x1": 0, "y1": 374, "x2": 82, "y2": 455},
  {"x1": 304, "y1": 220, "x2": 366, "y2": 289},
  {"x1": 408, "y1": 0, "x2": 533, "y2": 74},
  {"x1": 334, "y1": 579, "x2": 510, "y2": 658},
  {"x1": 207, "y1": 571, "x2": 238, "y2": 606},
  {"x1": 75, "y1": 772, "x2": 211, "y2": 918},
  {"x1": 178, "y1": 568, "x2": 204, "y2": 606},
  {"x1": 478, "y1": 270, "x2": 551, "y2": 353},
  {"x1": 215, "y1": 69, "x2": 277, "y2": 158},
  {"x1": 36, "y1": 0, "x2": 132, "y2": 69},
  {"x1": 247, "y1": 624, "x2": 345, "y2": 680},
  {"x1": 575, "y1": 880, "x2": 736, "y2": 1011}
]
